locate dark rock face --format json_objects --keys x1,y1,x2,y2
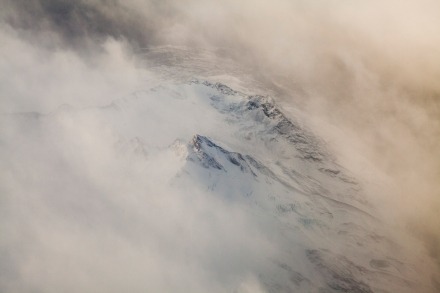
[
  {"x1": 203, "y1": 81, "x2": 238, "y2": 96},
  {"x1": 245, "y1": 95, "x2": 326, "y2": 162},
  {"x1": 189, "y1": 134, "x2": 256, "y2": 176},
  {"x1": 198, "y1": 80, "x2": 329, "y2": 163},
  {"x1": 189, "y1": 135, "x2": 225, "y2": 170}
]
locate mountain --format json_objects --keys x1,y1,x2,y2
[{"x1": 1, "y1": 48, "x2": 438, "y2": 293}]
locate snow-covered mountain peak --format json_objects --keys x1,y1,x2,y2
[{"x1": 2, "y1": 74, "x2": 438, "y2": 293}]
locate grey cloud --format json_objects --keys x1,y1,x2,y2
[{"x1": 1, "y1": 0, "x2": 173, "y2": 52}]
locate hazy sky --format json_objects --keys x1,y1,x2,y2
[{"x1": 1, "y1": 0, "x2": 439, "y2": 291}]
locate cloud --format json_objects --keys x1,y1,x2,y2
[
  {"x1": 1, "y1": 0, "x2": 440, "y2": 291},
  {"x1": 0, "y1": 91, "x2": 279, "y2": 292},
  {"x1": 0, "y1": 24, "x2": 145, "y2": 112}
]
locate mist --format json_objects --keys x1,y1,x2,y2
[{"x1": 1, "y1": 0, "x2": 440, "y2": 291}]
